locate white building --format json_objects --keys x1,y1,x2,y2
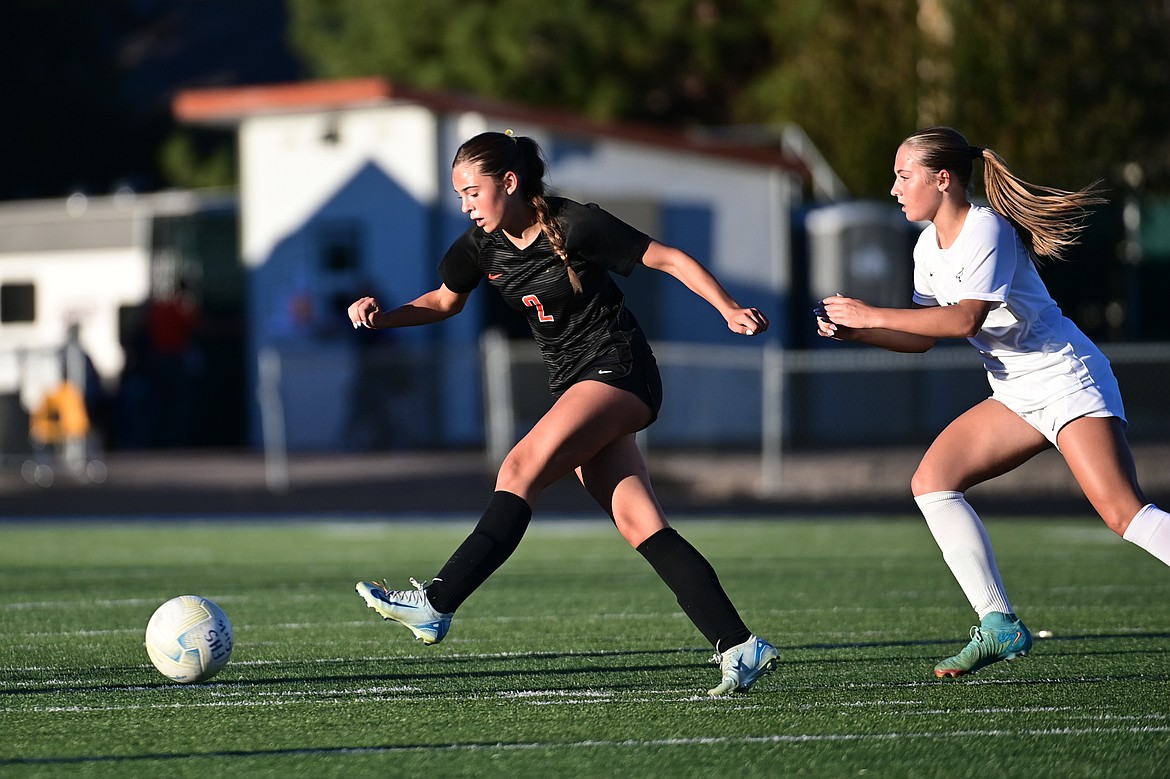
[
  {"x1": 0, "y1": 190, "x2": 239, "y2": 456},
  {"x1": 174, "y1": 77, "x2": 830, "y2": 450}
]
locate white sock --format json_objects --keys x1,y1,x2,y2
[
  {"x1": 915, "y1": 490, "x2": 1014, "y2": 619},
  {"x1": 1122, "y1": 503, "x2": 1170, "y2": 566}
]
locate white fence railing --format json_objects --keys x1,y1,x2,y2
[
  {"x1": 481, "y1": 335, "x2": 1170, "y2": 497},
  {"x1": 239, "y1": 336, "x2": 1170, "y2": 497}
]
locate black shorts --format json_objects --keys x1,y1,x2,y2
[{"x1": 568, "y1": 345, "x2": 663, "y2": 430}]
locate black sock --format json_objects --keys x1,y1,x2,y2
[
  {"x1": 636, "y1": 527, "x2": 751, "y2": 650},
  {"x1": 425, "y1": 491, "x2": 532, "y2": 614}
]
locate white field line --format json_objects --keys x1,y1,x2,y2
[
  {"x1": 265, "y1": 725, "x2": 1170, "y2": 751},
  {"x1": 1, "y1": 594, "x2": 271, "y2": 611},
  {"x1": 6, "y1": 692, "x2": 1170, "y2": 721},
  {"x1": 4, "y1": 680, "x2": 1169, "y2": 720},
  {"x1": 224, "y1": 726, "x2": 1170, "y2": 752},
  {"x1": 4, "y1": 728, "x2": 1170, "y2": 761}
]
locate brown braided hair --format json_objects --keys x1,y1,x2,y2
[
  {"x1": 901, "y1": 126, "x2": 1107, "y2": 262},
  {"x1": 453, "y1": 131, "x2": 581, "y2": 293}
]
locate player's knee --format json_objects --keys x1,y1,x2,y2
[
  {"x1": 614, "y1": 514, "x2": 666, "y2": 548},
  {"x1": 1084, "y1": 491, "x2": 1144, "y2": 537},
  {"x1": 1098, "y1": 506, "x2": 1133, "y2": 537},
  {"x1": 496, "y1": 455, "x2": 531, "y2": 490},
  {"x1": 495, "y1": 450, "x2": 552, "y2": 497},
  {"x1": 910, "y1": 466, "x2": 942, "y2": 497},
  {"x1": 910, "y1": 455, "x2": 968, "y2": 496}
]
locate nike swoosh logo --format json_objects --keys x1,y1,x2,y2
[
  {"x1": 374, "y1": 591, "x2": 421, "y2": 610},
  {"x1": 597, "y1": 369, "x2": 613, "y2": 375},
  {"x1": 488, "y1": 273, "x2": 503, "y2": 280}
]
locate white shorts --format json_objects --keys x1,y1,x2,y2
[
  {"x1": 985, "y1": 330, "x2": 1127, "y2": 448},
  {"x1": 1000, "y1": 380, "x2": 1127, "y2": 449}
]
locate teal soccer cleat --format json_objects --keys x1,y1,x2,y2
[
  {"x1": 934, "y1": 617, "x2": 1033, "y2": 678},
  {"x1": 356, "y1": 578, "x2": 453, "y2": 645},
  {"x1": 708, "y1": 634, "x2": 780, "y2": 696}
]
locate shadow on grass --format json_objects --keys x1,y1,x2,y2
[
  {"x1": 790, "y1": 630, "x2": 1170, "y2": 652},
  {"x1": 1, "y1": 647, "x2": 711, "y2": 697},
  {"x1": 0, "y1": 741, "x2": 552, "y2": 768},
  {"x1": 7, "y1": 635, "x2": 1167, "y2": 700}
]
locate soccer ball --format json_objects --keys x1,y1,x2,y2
[{"x1": 145, "y1": 595, "x2": 234, "y2": 683}]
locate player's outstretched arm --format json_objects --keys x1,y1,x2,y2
[
  {"x1": 349, "y1": 284, "x2": 469, "y2": 330},
  {"x1": 815, "y1": 296, "x2": 995, "y2": 352},
  {"x1": 640, "y1": 240, "x2": 768, "y2": 336}
]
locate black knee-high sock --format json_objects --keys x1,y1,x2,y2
[
  {"x1": 425, "y1": 491, "x2": 532, "y2": 614},
  {"x1": 636, "y1": 527, "x2": 751, "y2": 650}
]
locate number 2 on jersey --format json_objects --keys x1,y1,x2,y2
[{"x1": 522, "y1": 294, "x2": 554, "y2": 322}]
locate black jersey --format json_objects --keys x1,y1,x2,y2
[{"x1": 439, "y1": 197, "x2": 653, "y2": 394}]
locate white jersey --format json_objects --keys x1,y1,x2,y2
[{"x1": 911, "y1": 204, "x2": 1118, "y2": 414}]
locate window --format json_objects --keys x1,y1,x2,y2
[
  {"x1": 318, "y1": 222, "x2": 362, "y2": 272},
  {"x1": 0, "y1": 282, "x2": 35, "y2": 323}
]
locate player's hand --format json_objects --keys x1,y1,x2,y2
[
  {"x1": 814, "y1": 309, "x2": 838, "y2": 339},
  {"x1": 348, "y1": 296, "x2": 381, "y2": 329},
  {"x1": 818, "y1": 294, "x2": 875, "y2": 330},
  {"x1": 813, "y1": 296, "x2": 855, "y2": 340},
  {"x1": 727, "y1": 306, "x2": 769, "y2": 337}
]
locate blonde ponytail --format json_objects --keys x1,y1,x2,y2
[
  {"x1": 980, "y1": 148, "x2": 1107, "y2": 261},
  {"x1": 903, "y1": 127, "x2": 1107, "y2": 262}
]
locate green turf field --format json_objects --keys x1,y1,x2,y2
[{"x1": 2, "y1": 517, "x2": 1168, "y2": 778}]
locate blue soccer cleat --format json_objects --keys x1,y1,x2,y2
[
  {"x1": 708, "y1": 634, "x2": 780, "y2": 696},
  {"x1": 356, "y1": 578, "x2": 453, "y2": 645},
  {"x1": 934, "y1": 616, "x2": 1033, "y2": 678}
]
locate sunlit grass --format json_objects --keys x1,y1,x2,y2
[{"x1": 1, "y1": 517, "x2": 1168, "y2": 778}]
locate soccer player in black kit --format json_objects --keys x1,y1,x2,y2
[{"x1": 348, "y1": 130, "x2": 777, "y2": 696}]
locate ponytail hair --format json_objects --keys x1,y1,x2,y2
[
  {"x1": 453, "y1": 131, "x2": 581, "y2": 292},
  {"x1": 902, "y1": 126, "x2": 1107, "y2": 262}
]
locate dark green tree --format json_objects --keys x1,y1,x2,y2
[
  {"x1": 289, "y1": 0, "x2": 1170, "y2": 198},
  {"x1": 739, "y1": 0, "x2": 921, "y2": 197},
  {"x1": 947, "y1": 2, "x2": 1170, "y2": 192},
  {"x1": 288, "y1": 0, "x2": 778, "y2": 126}
]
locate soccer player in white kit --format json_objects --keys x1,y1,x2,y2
[{"x1": 817, "y1": 126, "x2": 1170, "y2": 677}]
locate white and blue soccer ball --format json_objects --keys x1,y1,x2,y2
[{"x1": 145, "y1": 595, "x2": 234, "y2": 683}]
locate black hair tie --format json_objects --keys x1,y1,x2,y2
[{"x1": 969, "y1": 145, "x2": 984, "y2": 160}]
